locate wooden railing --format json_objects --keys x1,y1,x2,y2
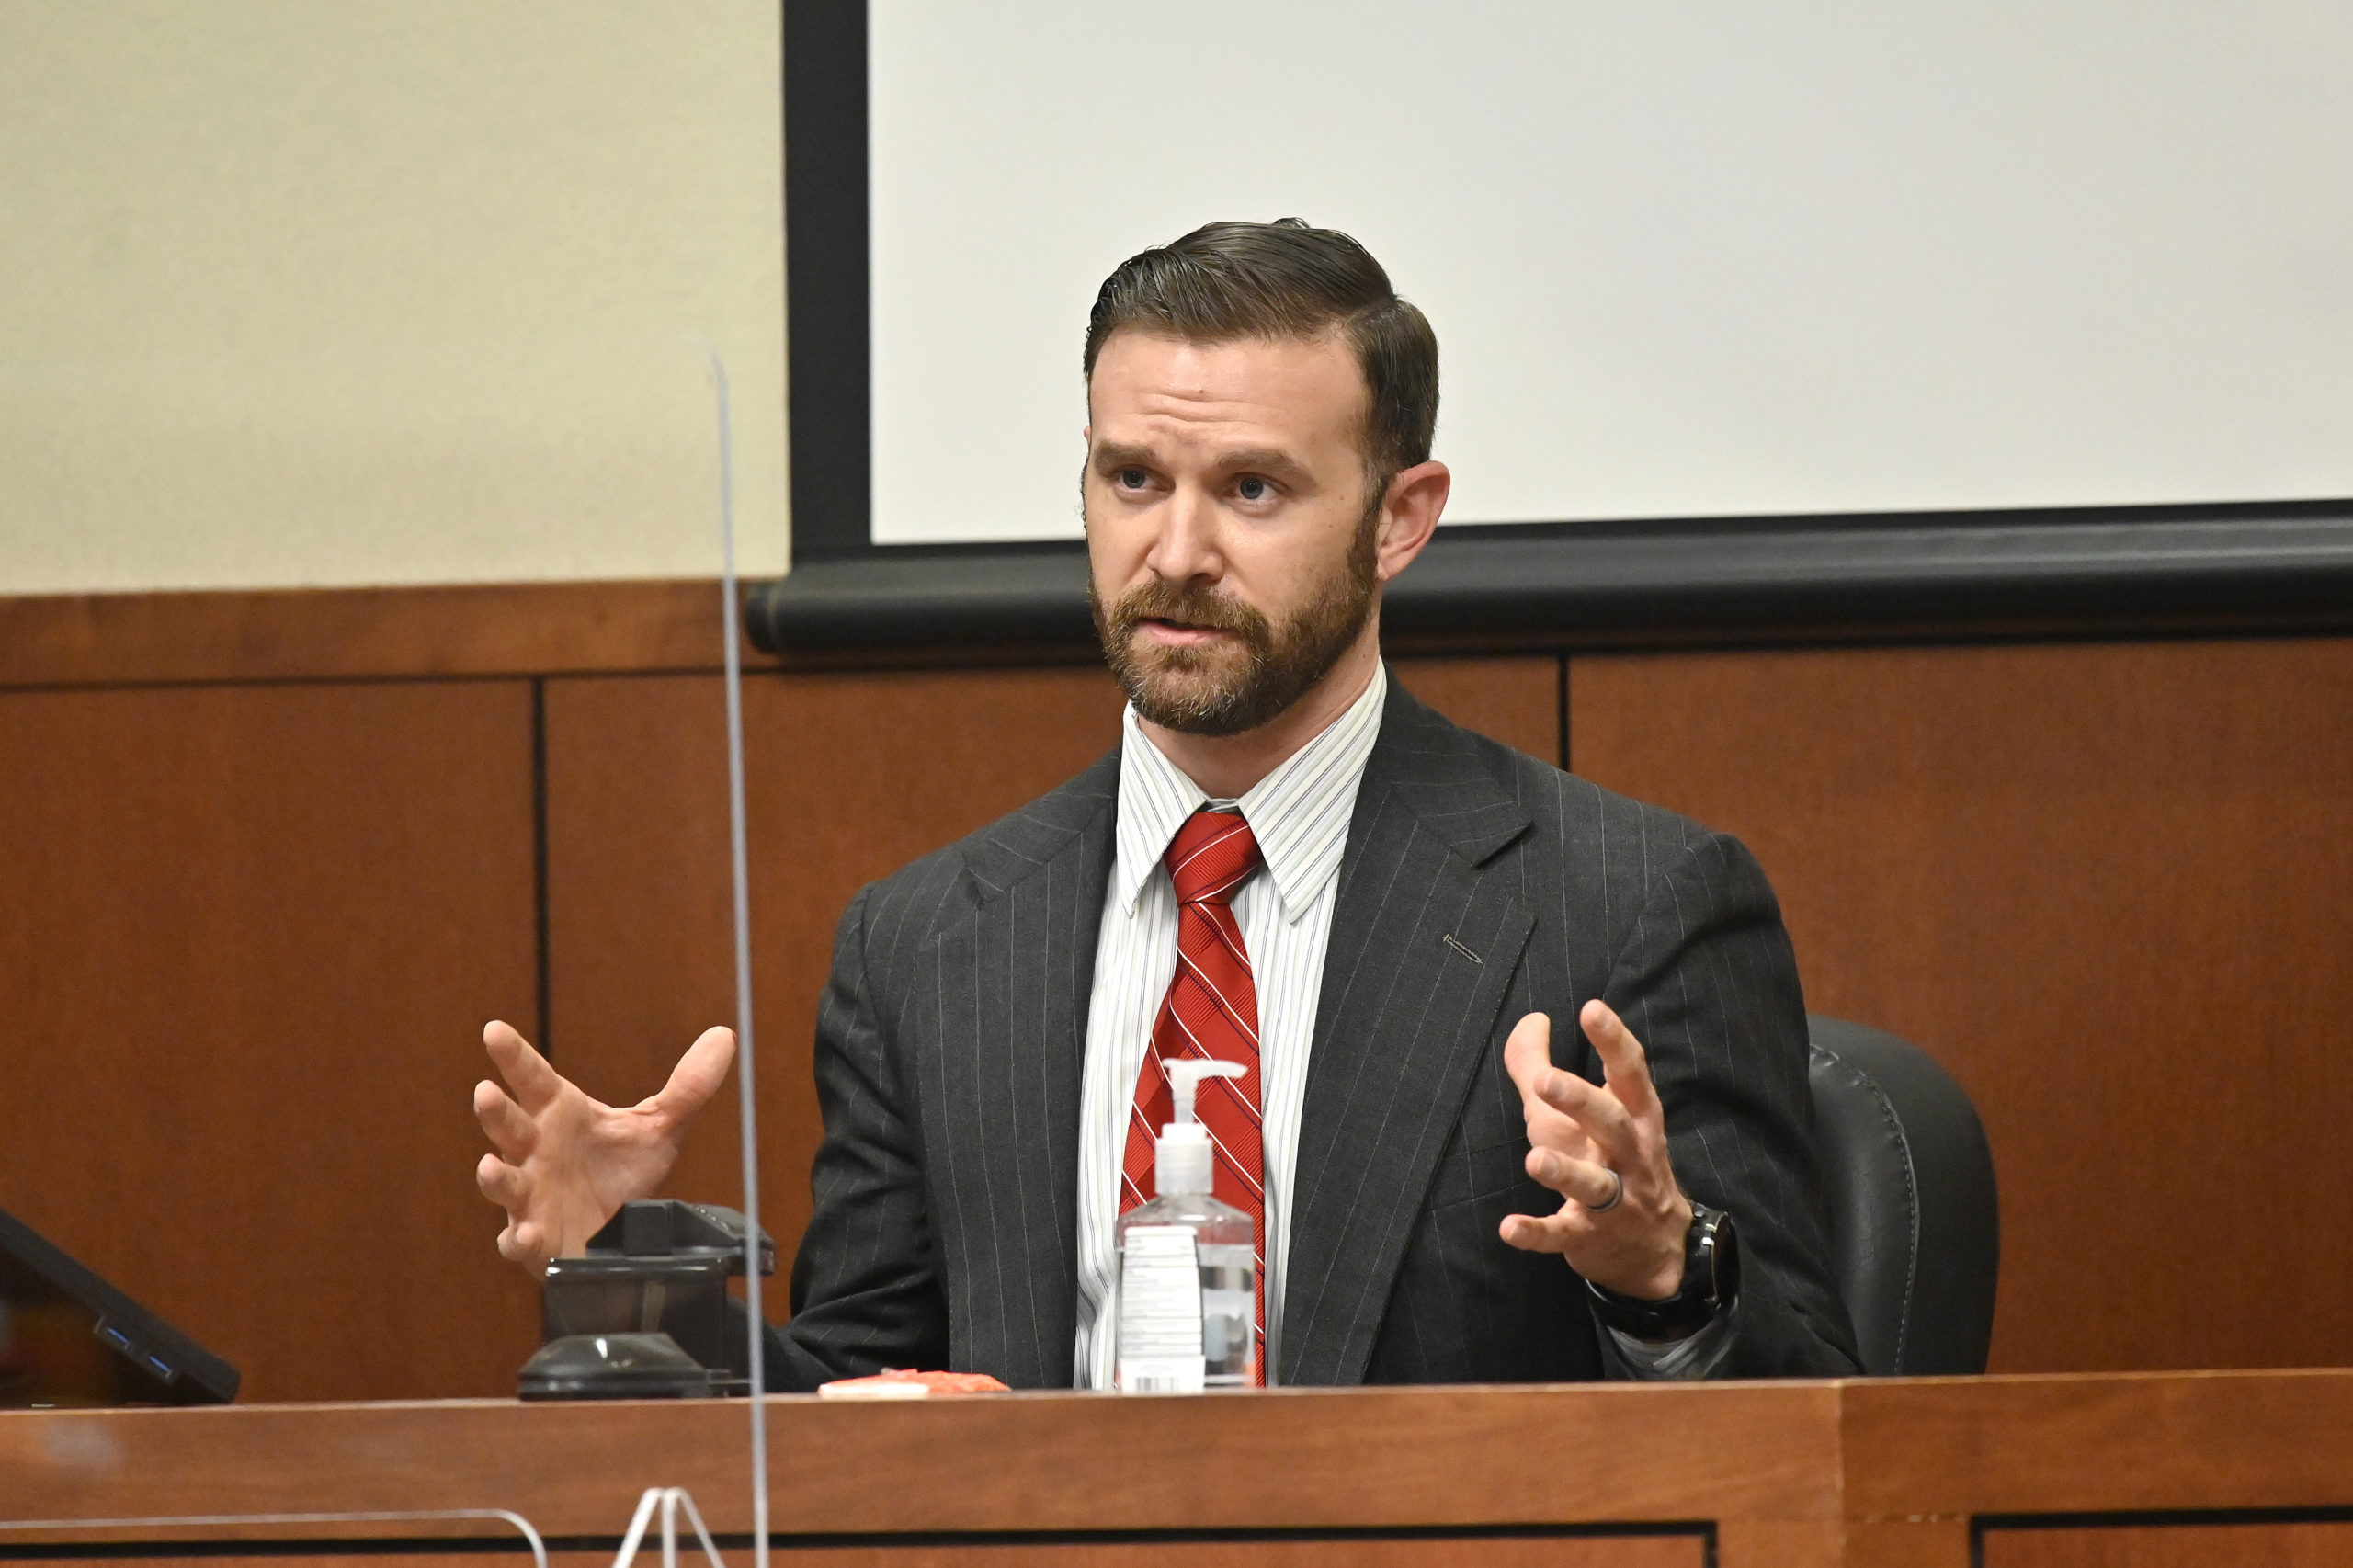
[{"x1": 8, "y1": 1371, "x2": 2353, "y2": 1567}]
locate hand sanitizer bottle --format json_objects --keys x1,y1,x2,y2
[{"x1": 1115, "y1": 1059, "x2": 1257, "y2": 1392}]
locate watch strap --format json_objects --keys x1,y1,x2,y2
[{"x1": 1583, "y1": 1201, "x2": 1740, "y2": 1343}]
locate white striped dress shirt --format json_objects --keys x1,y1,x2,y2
[{"x1": 1073, "y1": 664, "x2": 1388, "y2": 1388}]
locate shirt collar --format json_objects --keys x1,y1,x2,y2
[{"x1": 1113, "y1": 662, "x2": 1387, "y2": 921}]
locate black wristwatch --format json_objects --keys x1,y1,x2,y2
[{"x1": 1583, "y1": 1201, "x2": 1741, "y2": 1343}]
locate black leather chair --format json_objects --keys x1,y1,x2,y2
[{"x1": 1806, "y1": 1017, "x2": 2000, "y2": 1375}]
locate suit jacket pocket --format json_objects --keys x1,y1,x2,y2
[{"x1": 1424, "y1": 1132, "x2": 1541, "y2": 1213}]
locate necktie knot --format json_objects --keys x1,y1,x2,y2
[{"x1": 1165, "y1": 810, "x2": 1260, "y2": 907}]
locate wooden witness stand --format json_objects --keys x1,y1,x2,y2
[{"x1": 8, "y1": 1372, "x2": 2353, "y2": 1568}]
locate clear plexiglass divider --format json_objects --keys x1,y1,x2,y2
[{"x1": 1, "y1": 336, "x2": 767, "y2": 1564}]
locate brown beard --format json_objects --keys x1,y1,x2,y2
[{"x1": 1092, "y1": 517, "x2": 1379, "y2": 738}]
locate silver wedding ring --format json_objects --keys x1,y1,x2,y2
[{"x1": 1587, "y1": 1167, "x2": 1624, "y2": 1214}]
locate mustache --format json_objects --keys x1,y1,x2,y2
[{"x1": 1105, "y1": 579, "x2": 1269, "y2": 641}]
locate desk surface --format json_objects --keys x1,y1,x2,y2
[{"x1": 6, "y1": 1371, "x2": 2352, "y2": 1568}]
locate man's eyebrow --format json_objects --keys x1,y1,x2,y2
[
  {"x1": 1091, "y1": 441, "x2": 1158, "y2": 470},
  {"x1": 1214, "y1": 448, "x2": 1315, "y2": 484},
  {"x1": 1091, "y1": 442, "x2": 1317, "y2": 480},
  {"x1": 1089, "y1": 441, "x2": 1319, "y2": 488}
]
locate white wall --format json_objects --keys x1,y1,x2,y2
[
  {"x1": 870, "y1": 0, "x2": 2353, "y2": 544},
  {"x1": 0, "y1": 1, "x2": 787, "y2": 594}
]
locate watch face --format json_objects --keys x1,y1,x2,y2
[{"x1": 1705, "y1": 1210, "x2": 1739, "y2": 1307}]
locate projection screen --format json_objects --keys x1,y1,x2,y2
[{"x1": 862, "y1": 1, "x2": 2353, "y2": 548}]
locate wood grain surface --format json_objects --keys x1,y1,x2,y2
[
  {"x1": 11, "y1": 1375, "x2": 2353, "y2": 1565},
  {"x1": 703, "y1": 1543, "x2": 1696, "y2": 1568},
  {"x1": 1982, "y1": 1522, "x2": 2353, "y2": 1568},
  {"x1": 1842, "y1": 1369, "x2": 2353, "y2": 1517},
  {"x1": 1390, "y1": 656, "x2": 1562, "y2": 767},
  {"x1": 0, "y1": 1384, "x2": 1838, "y2": 1539},
  {"x1": 0, "y1": 581, "x2": 723, "y2": 688},
  {"x1": 0, "y1": 682, "x2": 543, "y2": 1402},
  {"x1": 0, "y1": 1535, "x2": 1694, "y2": 1562},
  {"x1": 1569, "y1": 638, "x2": 2353, "y2": 1373},
  {"x1": 28, "y1": 1525, "x2": 2353, "y2": 1568},
  {"x1": 539, "y1": 664, "x2": 1130, "y2": 1263}
]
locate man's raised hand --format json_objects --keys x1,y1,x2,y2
[
  {"x1": 1498, "y1": 1002, "x2": 1692, "y2": 1301},
  {"x1": 472, "y1": 1020, "x2": 737, "y2": 1272}
]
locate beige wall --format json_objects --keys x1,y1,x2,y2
[{"x1": 0, "y1": 0, "x2": 787, "y2": 594}]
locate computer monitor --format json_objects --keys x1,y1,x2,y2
[{"x1": 0, "y1": 1204, "x2": 239, "y2": 1406}]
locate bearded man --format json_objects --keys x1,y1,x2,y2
[{"x1": 472, "y1": 220, "x2": 1861, "y2": 1387}]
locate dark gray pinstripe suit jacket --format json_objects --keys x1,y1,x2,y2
[{"x1": 765, "y1": 676, "x2": 1861, "y2": 1389}]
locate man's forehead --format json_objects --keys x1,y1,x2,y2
[{"x1": 1086, "y1": 328, "x2": 1368, "y2": 442}]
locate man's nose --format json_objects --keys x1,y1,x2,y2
[{"x1": 1144, "y1": 483, "x2": 1224, "y2": 585}]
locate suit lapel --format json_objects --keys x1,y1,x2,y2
[
  {"x1": 914, "y1": 752, "x2": 1117, "y2": 1388},
  {"x1": 1278, "y1": 685, "x2": 1535, "y2": 1386}
]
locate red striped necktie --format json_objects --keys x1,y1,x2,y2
[{"x1": 1120, "y1": 809, "x2": 1267, "y2": 1385}]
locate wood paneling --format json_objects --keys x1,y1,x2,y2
[
  {"x1": 1982, "y1": 1524, "x2": 2353, "y2": 1568},
  {"x1": 0, "y1": 683, "x2": 542, "y2": 1402},
  {"x1": 1831, "y1": 1521, "x2": 1969, "y2": 1568},
  {"x1": 0, "y1": 1535, "x2": 1694, "y2": 1562},
  {"x1": 20, "y1": 1374, "x2": 2353, "y2": 1565},
  {"x1": 540, "y1": 658, "x2": 1562, "y2": 1266},
  {"x1": 2, "y1": 1384, "x2": 1841, "y2": 1539},
  {"x1": 0, "y1": 581, "x2": 723, "y2": 687},
  {"x1": 541, "y1": 665, "x2": 1131, "y2": 1256},
  {"x1": 1391, "y1": 655, "x2": 1562, "y2": 767},
  {"x1": 1841, "y1": 1370, "x2": 2353, "y2": 1518},
  {"x1": 11, "y1": 597, "x2": 2346, "y2": 1398},
  {"x1": 1569, "y1": 639, "x2": 2353, "y2": 1373},
  {"x1": 741, "y1": 1541, "x2": 1697, "y2": 1567}
]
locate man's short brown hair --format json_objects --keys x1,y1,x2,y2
[{"x1": 1083, "y1": 219, "x2": 1439, "y2": 501}]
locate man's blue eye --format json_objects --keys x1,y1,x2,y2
[
  {"x1": 1238, "y1": 477, "x2": 1267, "y2": 501},
  {"x1": 1118, "y1": 469, "x2": 1146, "y2": 489}
]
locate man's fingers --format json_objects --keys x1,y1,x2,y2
[
  {"x1": 1525, "y1": 1146, "x2": 1622, "y2": 1210},
  {"x1": 483, "y1": 1020, "x2": 565, "y2": 1114},
  {"x1": 648, "y1": 1027, "x2": 739, "y2": 1125},
  {"x1": 1500, "y1": 1012, "x2": 1552, "y2": 1103},
  {"x1": 1579, "y1": 1000, "x2": 1661, "y2": 1119},
  {"x1": 495, "y1": 1220, "x2": 549, "y2": 1267},
  {"x1": 472, "y1": 1080, "x2": 538, "y2": 1161},
  {"x1": 1499, "y1": 1209, "x2": 1585, "y2": 1256},
  {"x1": 1528, "y1": 1066, "x2": 1640, "y2": 1159},
  {"x1": 476, "y1": 1152, "x2": 530, "y2": 1211}
]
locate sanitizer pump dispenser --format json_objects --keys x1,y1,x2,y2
[{"x1": 1114, "y1": 1059, "x2": 1257, "y2": 1392}]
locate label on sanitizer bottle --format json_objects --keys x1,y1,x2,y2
[{"x1": 1116, "y1": 1225, "x2": 1205, "y2": 1392}]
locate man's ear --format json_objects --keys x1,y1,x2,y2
[{"x1": 1372, "y1": 460, "x2": 1450, "y2": 584}]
